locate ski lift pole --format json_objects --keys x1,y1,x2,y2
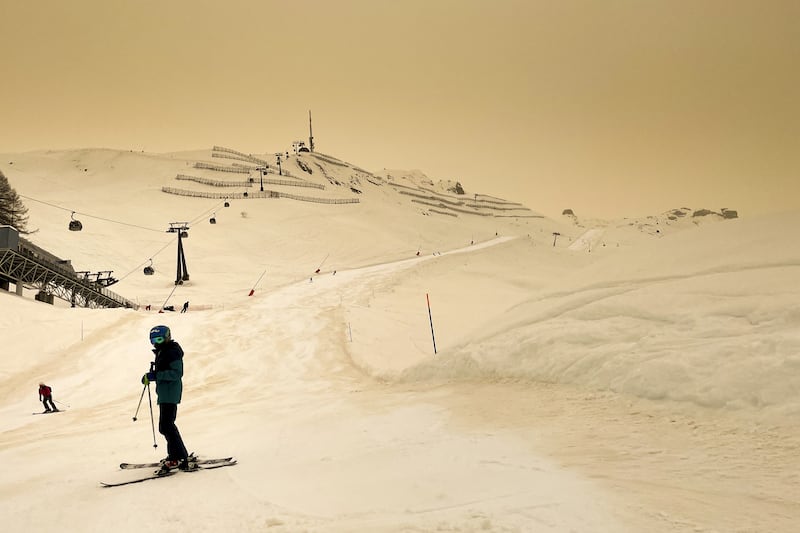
[
  {"x1": 426, "y1": 293, "x2": 437, "y2": 355},
  {"x1": 179, "y1": 234, "x2": 189, "y2": 282}
]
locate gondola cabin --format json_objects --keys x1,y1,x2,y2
[{"x1": 68, "y1": 212, "x2": 83, "y2": 231}]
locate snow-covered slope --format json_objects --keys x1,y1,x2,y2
[{"x1": 1, "y1": 148, "x2": 797, "y2": 532}]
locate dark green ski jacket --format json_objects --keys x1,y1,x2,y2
[{"x1": 152, "y1": 340, "x2": 184, "y2": 405}]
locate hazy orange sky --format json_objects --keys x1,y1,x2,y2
[{"x1": 2, "y1": 0, "x2": 798, "y2": 218}]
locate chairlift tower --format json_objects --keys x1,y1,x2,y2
[
  {"x1": 255, "y1": 166, "x2": 268, "y2": 192},
  {"x1": 167, "y1": 223, "x2": 190, "y2": 285}
]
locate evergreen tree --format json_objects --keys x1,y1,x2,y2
[{"x1": 0, "y1": 169, "x2": 32, "y2": 233}]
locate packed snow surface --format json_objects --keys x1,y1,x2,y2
[{"x1": 1, "y1": 149, "x2": 798, "y2": 532}]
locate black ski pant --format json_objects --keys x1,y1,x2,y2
[
  {"x1": 158, "y1": 403, "x2": 188, "y2": 461},
  {"x1": 41, "y1": 397, "x2": 56, "y2": 411}
]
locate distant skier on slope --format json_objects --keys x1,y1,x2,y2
[
  {"x1": 141, "y1": 325, "x2": 191, "y2": 473},
  {"x1": 38, "y1": 383, "x2": 58, "y2": 413}
]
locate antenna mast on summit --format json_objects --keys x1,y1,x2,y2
[{"x1": 308, "y1": 110, "x2": 314, "y2": 153}]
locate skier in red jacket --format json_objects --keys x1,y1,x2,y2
[{"x1": 38, "y1": 383, "x2": 59, "y2": 413}]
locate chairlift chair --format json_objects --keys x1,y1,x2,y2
[
  {"x1": 180, "y1": 231, "x2": 188, "y2": 238},
  {"x1": 143, "y1": 259, "x2": 155, "y2": 276},
  {"x1": 224, "y1": 200, "x2": 230, "y2": 207},
  {"x1": 210, "y1": 214, "x2": 216, "y2": 224},
  {"x1": 68, "y1": 212, "x2": 83, "y2": 231}
]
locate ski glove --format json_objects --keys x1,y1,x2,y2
[{"x1": 141, "y1": 372, "x2": 157, "y2": 385}]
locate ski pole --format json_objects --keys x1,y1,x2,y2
[
  {"x1": 132, "y1": 382, "x2": 147, "y2": 422},
  {"x1": 54, "y1": 399, "x2": 71, "y2": 409},
  {"x1": 146, "y1": 383, "x2": 158, "y2": 448}
]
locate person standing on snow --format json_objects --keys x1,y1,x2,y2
[
  {"x1": 38, "y1": 383, "x2": 58, "y2": 413},
  {"x1": 141, "y1": 325, "x2": 191, "y2": 473}
]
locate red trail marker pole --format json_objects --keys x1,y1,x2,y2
[{"x1": 249, "y1": 269, "x2": 266, "y2": 296}]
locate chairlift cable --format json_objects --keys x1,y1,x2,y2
[
  {"x1": 116, "y1": 239, "x2": 176, "y2": 282},
  {"x1": 187, "y1": 199, "x2": 227, "y2": 227},
  {"x1": 19, "y1": 195, "x2": 225, "y2": 286},
  {"x1": 19, "y1": 195, "x2": 164, "y2": 233}
]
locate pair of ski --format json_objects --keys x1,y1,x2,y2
[{"x1": 100, "y1": 456, "x2": 236, "y2": 487}]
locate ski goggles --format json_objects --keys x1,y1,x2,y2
[{"x1": 150, "y1": 335, "x2": 166, "y2": 345}]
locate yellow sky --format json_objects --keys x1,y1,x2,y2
[{"x1": 1, "y1": 0, "x2": 798, "y2": 218}]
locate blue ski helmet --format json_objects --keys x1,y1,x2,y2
[{"x1": 149, "y1": 325, "x2": 171, "y2": 345}]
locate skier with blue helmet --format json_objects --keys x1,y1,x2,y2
[{"x1": 142, "y1": 325, "x2": 191, "y2": 473}]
